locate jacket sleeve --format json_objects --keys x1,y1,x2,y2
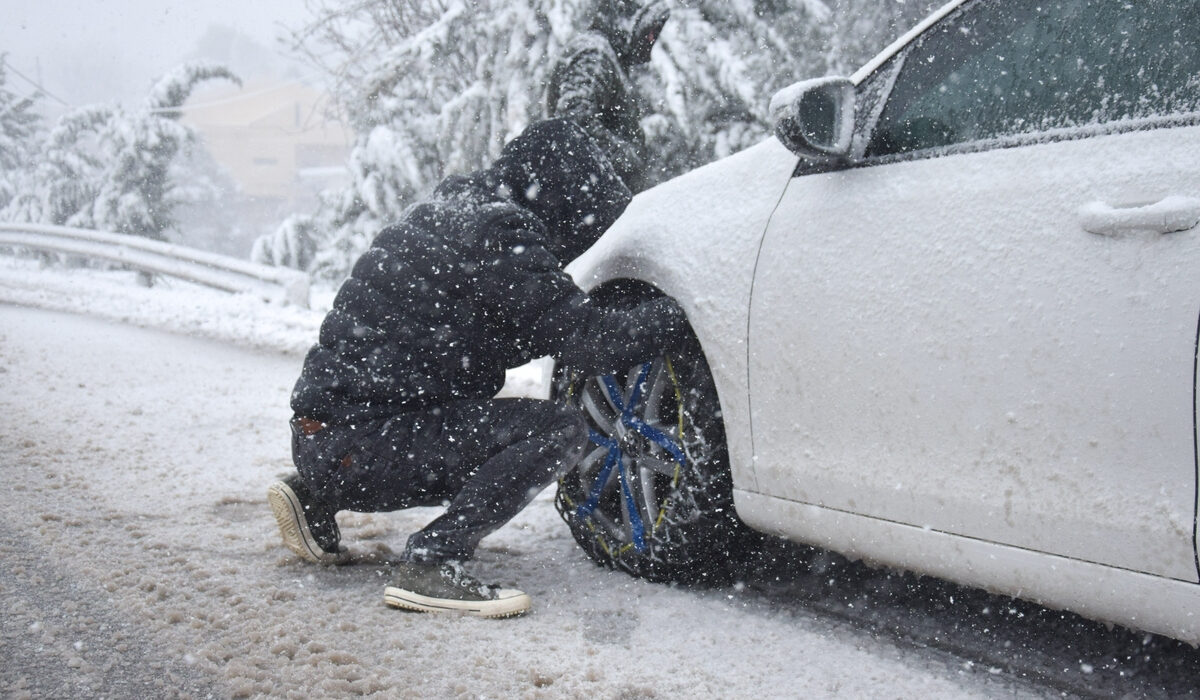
[
  {"x1": 552, "y1": 46, "x2": 618, "y2": 125},
  {"x1": 535, "y1": 287, "x2": 688, "y2": 377},
  {"x1": 551, "y1": 47, "x2": 647, "y2": 191},
  {"x1": 484, "y1": 211, "x2": 687, "y2": 376}
]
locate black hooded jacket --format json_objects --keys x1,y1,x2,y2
[{"x1": 291, "y1": 119, "x2": 686, "y2": 425}]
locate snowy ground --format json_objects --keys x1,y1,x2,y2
[{"x1": 2, "y1": 258, "x2": 1198, "y2": 698}]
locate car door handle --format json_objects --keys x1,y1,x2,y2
[{"x1": 1078, "y1": 196, "x2": 1200, "y2": 237}]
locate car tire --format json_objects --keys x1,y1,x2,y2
[{"x1": 553, "y1": 287, "x2": 752, "y2": 584}]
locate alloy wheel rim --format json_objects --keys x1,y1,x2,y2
[{"x1": 572, "y1": 359, "x2": 689, "y2": 554}]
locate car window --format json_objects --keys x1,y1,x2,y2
[
  {"x1": 866, "y1": 0, "x2": 1200, "y2": 158},
  {"x1": 850, "y1": 55, "x2": 902, "y2": 160}
]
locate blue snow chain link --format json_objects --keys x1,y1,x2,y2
[{"x1": 575, "y1": 362, "x2": 689, "y2": 553}]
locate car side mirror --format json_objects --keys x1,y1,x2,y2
[{"x1": 770, "y1": 77, "x2": 855, "y2": 162}]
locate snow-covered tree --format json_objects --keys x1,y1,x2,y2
[
  {"x1": 0, "y1": 55, "x2": 43, "y2": 212},
  {"x1": 267, "y1": 1, "x2": 823, "y2": 280},
  {"x1": 3, "y1": 62, "x2": 239, "y2": 241},
  {"x1": 260, "y1": 0, "x2": 595, "y2": 280},
  {"x1": 4, "y1": 106, "x2": 111, "y2": 228},
  {"x1": 636, "y1": 0, "x2": 833, "y2": 181},
  {"x1": 252, "y1": 210, "x2": 320, "y2": 271},
  {"x1": 820, "y1": 0, "x2": 945, "y2": 75},
  {"x1": 94, "y1": 63, "x2": 241, "y2": 239}
]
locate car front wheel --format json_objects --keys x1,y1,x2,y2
[{"x1": 554, "y1": 296, "x2": 751, "y2": 584}]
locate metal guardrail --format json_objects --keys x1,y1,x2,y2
[{"x1": 0, "y1": 223, "x2": 310, "y2": 308}]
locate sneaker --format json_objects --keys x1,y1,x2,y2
[
  {"x1": 267, "y1": 475, "x2": 349, "y2": 565},
  {"x1": 383, "y1": 561, "x2": 531, "y2": 618}
]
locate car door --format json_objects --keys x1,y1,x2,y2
[{"x1": 747, "y1": 0, "x2": 1200, "y2": 581}]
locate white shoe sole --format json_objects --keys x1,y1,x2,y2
[
  {"x1": 267, "y1": 481, "x2": 348, "y2": 565},
  {"x1": 383, "y1": 586, "x2": 531, "y2": 618}
]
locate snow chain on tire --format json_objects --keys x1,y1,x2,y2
[{"x1": 554, "y1": 324, "x2": 750, "y2": 585}]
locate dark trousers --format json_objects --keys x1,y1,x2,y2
[{"x1": 291, "y1": 398, "x2": 588, "y2": 563}]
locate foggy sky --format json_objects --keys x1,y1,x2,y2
[{"x1": 1, "y1": 0, "x2": 307, "y2": 110}]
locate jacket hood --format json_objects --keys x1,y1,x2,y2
[{"x1": 495, "y1": 118, "x2": 632, "y2": 262}]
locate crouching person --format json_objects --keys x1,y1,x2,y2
[{"x1": 268, "y1": 119, "x2": 686, "y2": 618}]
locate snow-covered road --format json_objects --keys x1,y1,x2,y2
[{"x1": 0, "y1": 302, "x2": 1053, "y2": 698}]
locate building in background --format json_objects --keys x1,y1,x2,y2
[{"x1": 182, "y1": 78, "x2": 351, "y2": 256}]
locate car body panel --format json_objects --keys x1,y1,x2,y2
[
  {"x1": 568, "y1": 137, "x2": 799, "y2": 493},
  {"x1": 747, "y1": 123, "x2": 1200, "y2": 582},
  {"x1": 735, "y1": 489, "x2": 1200, "y2": 645}
]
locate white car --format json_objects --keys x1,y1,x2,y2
[{"x1": 554, "y1": 0, "x2": 1200, "y2": 645}]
